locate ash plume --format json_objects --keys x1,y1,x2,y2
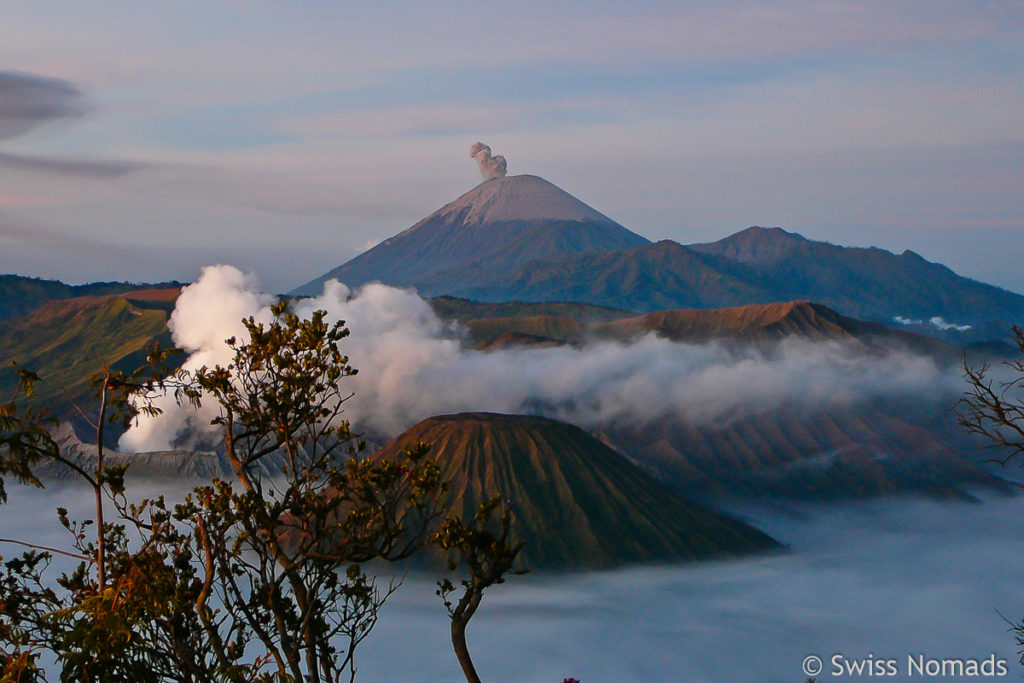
[{"x1": 470, "y1": 142, "x2": 507, "y2": 179}]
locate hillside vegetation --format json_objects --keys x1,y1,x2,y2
[
  {"x1": 0, "y1": 288, "x2": 180, "y2": 441},
  {"x1": 0, "y1": 274, "x2": 183, "y2": 322}
]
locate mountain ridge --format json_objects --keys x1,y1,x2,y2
[
  {"x1": 293, "y1": 175, "x2": 1024, "y2": 343},
  {"x1": 0, "y1": 288, "x2": 182, "y2": 445},
  {"x1": 0, "y1": 274, "x2": 185, "y2": 322},
  {"x1": 292, "y1": 174, "x2": 648, "y2": 296},
  {"x1": 374, "y1": 412, "x2": 779, "y2": 568}
]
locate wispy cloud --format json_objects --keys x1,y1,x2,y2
[
  {"x1": 0, "y1": 71, "x2": 153, "y2": 180},
  {"x1": 0, "y1": 214, "x2": 110, "y2": 250},
  {"x1": 0, "y1": 151, "x2": 146, "y2": 178},
  {"x1": 0, "y1": 71, "x2": 86, "y2": 139}
]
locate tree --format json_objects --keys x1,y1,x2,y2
[
  {"x1": 175, "y1": 303, "x2": 447, "y2": 682},
  {"x1": 0, "y1": 302, "x2": 522, "y2": 681},
  {"x1": 957, "y1": 326, "x2": 1024, "y2": 465},
  {"x1": 435, "y1": 496, "x2": 526, "y2": 683},
  {"x1": 0, "y1": 345, "x2": 195, "y2": 681},
  {"x1": 957, "y1": 325, "x2": 1024, "y2": 655},
  {"x1": 0, "y1": 304, "x2": 453, "y2": 682}
]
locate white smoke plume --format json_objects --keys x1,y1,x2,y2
[
  {"x1": 120, "y1": 265, "x2": 959, "y2": 452},
  {"x1": 470, "y1": 141, "x2": 507, "y2": 179},
  {"x1": 118, "y1": 265, "x2": 276, "y2": 452}
]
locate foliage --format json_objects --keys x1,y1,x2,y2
[
  {"x1": 0, "y1": 301, "x2": 529, "y2": 681},
  {"x1": 0, "y1": 367, "x2": 55, "y2": 503},
  {"x1": 0, "y1": 342, "x2": 198, "y2": 681},
  {"x1": 435, "y1": 495, "x2": 526, "y2": 683},
  {"x1": 0, "y1": 303, "x2": 472, "y2": 682},
  {"x1": 166, "y1": 303, "x2": 448, "y2": 682}
]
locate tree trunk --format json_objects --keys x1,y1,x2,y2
[
  {"x1": 451, "y1": 586, "x2": 484, "y2": 683},
  {"x1": 95, "y1": 382, "x2": 107, "y2": 590},
  {"x1": 451, "y1": 614, "x2": 482, "y2": 683}
]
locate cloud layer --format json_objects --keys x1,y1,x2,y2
[
  {"x1": 2, "y1": 483, "x2": 1020, "y2": 682},
  {"x1": 0, "y1": 151, "x2": 144, "y2": 178},
  {"x1": 0, "y1": 71, "x2": 85, "y2": 139},
  {"x1": 120, "y1": 265, "x2": 958, "y2": 451}
]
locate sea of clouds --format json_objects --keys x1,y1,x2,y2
[{"x1": 2, "y1": 484, "x2": 1020, "y2": 682}]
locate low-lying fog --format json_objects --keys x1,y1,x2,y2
[{"x1": 3, "y1": 484, "x2": 1022, "y2": 682}]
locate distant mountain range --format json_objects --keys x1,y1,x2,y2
[
  {"x1": 374, "y1": 412, "x2": 778, "y2": 568},
  {"x1": 0, "y1": 283, "x2": 1002, "y2": 499},
  {"x1": 442, "y1": 298, "x2": 957, "y2": 358},
  {"x1": 2, "y1": 168, "x2": 1017, "y2": 570},
  {"x1": 0, "y1": 170, "x2": 1017, "y2": 508},
  {"x1": 0, "y1": 274, "x2": 184, "y2": 322},
  {"x1": 297, "y1": 175, "x2": 1024, "y2": 343}
]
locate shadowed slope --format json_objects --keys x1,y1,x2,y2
[
  {"x1": 440, "y1": 227, "x2": 1024, "y2": 343},
  {"x1": 292, "y1": 175, "x2": 648, "y2": 296},
  {"x1": 375, "y1": 412, "x2": 778, "y2": 569},
  {"x1": 691, "y1": 226, "x2": 1024, "y2": 329},
  {"x1": 450, "y1": 240, "x2": 775, "y2": 310},
  {"x1": 598, "y1": 403, "x2": 1006, "y2": 500}
]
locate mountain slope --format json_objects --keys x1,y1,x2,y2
[
  {"x1": 293, "y1": 175, "x2": 648, "y2": 296},
  {"x1": 594, "y1": 300, "x2": 955, "y2": 357},
  {"x1": 374, "y1": 412, "x2": 778, "y2": 568},
  {"x1": 292, "y1": 173, "x2": 1024, "y2": 344},
  {"x1": 454, "y1": 300, "x2": 957, "y2": 358},
  {"x1": 0, "y1": 274, "x2": 184, "y2": 322},
  {"x1": 0, "y1": 288, "x2": 181, "y2": 443},
  {"x1": 598, "y1": 402, "x2": 1005, "y2": 499},
  {"x1": 444, "y1": 228, "x2": 1024, "y2": 340},
  {"x1": 427, "y1": 296, "x2": 629, "y2": 325},
  {"x1": 450, "y1": 240, "x2": 780, "y2": 310},
  {"x1": 36, "y1": 423, "x2": 289, "y2": 481},
  {"x1": 690, "y1": 226, "x2": 1024, "y2": 329}
]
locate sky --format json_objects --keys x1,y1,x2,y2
[{"x1": 0, "y1": 1, "x2": 1021, "y2": 294}]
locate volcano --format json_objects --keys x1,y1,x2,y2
[
  {"x1": 292, "y1": 175, "x2": 648, "y2": 296},
  {"x1": 374, "y1": 412, "x2": 779, "y2": 569}
]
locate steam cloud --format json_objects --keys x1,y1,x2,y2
[
  {"x1": 470, "y1": 141, "x2": 507, "y2": 179},
  {"x1": 120, "y1": 265, "x2": 959, "y2": 452}
]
